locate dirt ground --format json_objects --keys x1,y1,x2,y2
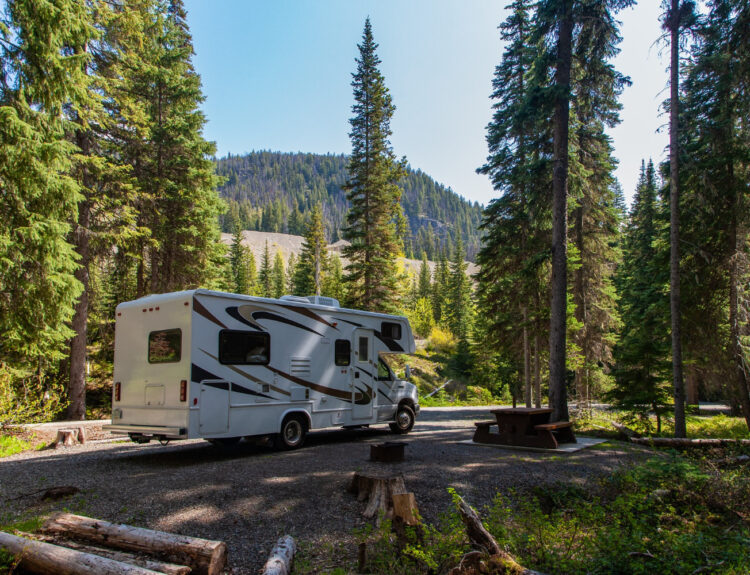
[{"x1": 1, "y1": 407, "x2": 647, "y2": 573}]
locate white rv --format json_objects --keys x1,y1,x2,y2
[{"x1": 104, "y1": 290, "x2": 419, "y2": 449}]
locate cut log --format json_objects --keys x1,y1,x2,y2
[
  {"x1": 0, "y1": 531, "x2": 163, "y2": 575},
  {"x1": 42, "y1": 513, "x2": 226, "y2": 575},
  {"x1": 454, "y1": 494, "x2": 546, "y2": 575},
  {"x1": 392, "y1": 492, "x2": 420, "y2": 526},
  {"x1": 55, "y1": 429, "x2": 78, "y2": 447},
  {"x1": 631, "y1": 437, "x2": 750, "y2": 447},
  {"x1": 612, "y1": 422, "x2": 641, "y2": 439},
  {"x1": 17, "y1": 533, "x2": 190, "y2": 575},
  {"x1": 348, "y1": 472, "x2": 406, "y2": 520},
  {"x1": 261, "y1": 535, "x2": 295, "y2": 575}
]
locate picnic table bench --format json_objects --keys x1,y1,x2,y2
[{"x1": 472, "y1": 407, "x2": 576, "y2": 449}]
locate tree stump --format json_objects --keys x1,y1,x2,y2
[
  {"x1": 392, "y1": 492, "x2": 420, "y2": 526},
  {"x1": 348, "y1": 472, "x2": 407, "y2": 520},
  {"x1": 77, "y1": 426, "x2": 87, "y2": 444},
  {"x1": 55, "y1": 429, "x2": 78, "y2": 448}
]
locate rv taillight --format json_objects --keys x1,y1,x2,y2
[
  {"x1": 179, "y1": 380, "x2": 187, "y2": 402},
  {"x1": 114, "y1": 382, "x2": 121, "y2": 402}
]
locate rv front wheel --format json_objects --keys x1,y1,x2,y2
[
  {"x1": 389, "y1": 405, "x2": 415, "y2": 434},
  {"x1": 275, "y1": 415, "x2": 307, "y2": 450}
]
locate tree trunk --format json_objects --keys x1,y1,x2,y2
[
  {"x1": 42, "y1": 514, "x2": 226, "y2": 575},
  {"x1": 534, "y1": 329, "x2": 542, "y2": 407},
  {"x1": 523, "y1": 306, "x2": 531, "y2": 407},
  {"x1": 261, "y1": 535, "x2": 295, "y2": 575},
  {"x1": 669, "y1": 0, "x2": 687, "y2": 438},
  {"x1": 573, "y1": 204, "x2": 586, "y2": 411},
  {"x1": 23, "y1": 534, "x2": 190, "y2": 575},
  {"x1": 728, "y1": 192, "x2": 750, "y2": 429},
  {"x1": 0, "y1": 531, "x2": 162, "y2": 575},
  {"x1": 548, "y1": 2, "x2": 573, "y2": 423},
  {"x1": 67, "y1": 128, "x2": 93, "y2": 421}
]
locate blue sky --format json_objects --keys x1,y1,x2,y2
[{"x1": 185, "y1": 0, "x2": 670, "y2": 207}]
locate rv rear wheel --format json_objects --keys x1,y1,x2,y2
[
  {"x1": 389, "y1": 405, "x2": 415, "y2": 434},
  {"x1": 275, "y1": 415, "x2": 307, "y2": 450}
]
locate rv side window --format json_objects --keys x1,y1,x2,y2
[
  {"x1": 148, "y1": 329, "x2": 182, "y2": 363},
  {"x1": 358, "y1": 336, "x2": 369, "y2": 362},
  {"x1": 381, "y1": 321, "x2": 402, "y2": 340},
  {"x1": 219, "y1": 330, "x2": 270, "y2": 365},
  {"x1": 335, "y1": 340, "x2": 350, "y2": 366}
]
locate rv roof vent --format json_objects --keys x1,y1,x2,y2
[
  {"x1": 279, "y1": 295, "x2": 311, "y2": 303},
  {"x1": 306, "y1": 295, "x2": 340, "y2": 307}
]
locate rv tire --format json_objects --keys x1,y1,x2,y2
[
  {"x1": 389, "y1": 405, "x2": 415, "y2": 434},
  {"x1": 275, "y1": 415, "x2": 307, "y2": 450}
]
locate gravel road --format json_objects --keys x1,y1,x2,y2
[{"x1": 1, "y1": 407, "x2": 646, "y2": 573}]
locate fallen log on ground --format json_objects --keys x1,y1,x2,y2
[
  {"x1": 611, "y1": 422, "x2": 641, "y2": 439},
  {"x1": 20, "y1": 533, "x2": 190, "y2": 575},
  {"x1": 0, "y1": 531, "x2": 162, "y2": 575},
  {"x1": 42, "y1": 513, "x2": 226, "y2": 575},
  {"x1": 452, "y1": 494, "x2": 546, "y2": 575},
  {"x1": 630, "y1": 437, "x2": 750, "y2": 447},
  {"x1": 349, "y1": 472, "x2": 407, "y2": 519},
  {"x1": 261, "y1": 535, "x2": 295, "y2": 575}
]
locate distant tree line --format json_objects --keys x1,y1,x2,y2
[{"x1": 215, "y1": 151, "x2": 484, "y2": 262}]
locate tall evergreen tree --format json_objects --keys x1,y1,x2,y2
[
  {"x1": 258, "y1": 240, "x2": 272, "y2": 298},
  {"x1": 447, "y1": 234, "x2": 474, "y2": 372},
  {"x1": 128, "y1": 0, "x2": 224, "y2": 296},
  {"x1": 610, "y1": 161, "x2": 671, "y2": 431},
  {"x1": 0, "y1": 0, "x2": 94, "y2": 420},
  {"x1": 230, "y1": 227, "x2": 250, "y2": 294},
  {"x1": 417, "y1": 253, "x2": 432, "y2": 300},
  {"x1": 322, "y1": 254, "x2": 346, "y2": 303},
  {"x1": 342, "y1": 18, "x2": 406, "y2": 313},
  {"x1": 286, "y1": 252, "x2": 297, "y2": 295},
  {"x1": 272, "y1": 252, "x2": 286, "y2": 299},
  {"x1": 294, "y1": 204, "x2": 328, "y2": 296}
]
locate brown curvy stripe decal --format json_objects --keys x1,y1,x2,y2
[
  {"x1": 353, "y1": 383, "x2": 374, "y2": 405},
  {"x1": 193, "y1": 297, "x2": 227, "y2": 329},
  {"x1": 277, "y1": 303, "x2": 340, "y2": 330},
  {"x1": 198, "y1": 348, "x2": 290, "y2": 396},
  {"x1": 264, "y1": 365, "x2": 353, "y2": 402}
]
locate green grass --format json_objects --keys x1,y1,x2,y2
[
  {"x1": 0, "y1": 434, "x2": 31, "y2": 458},
  {"x1": 338, "y1": 453, "x2": 750, "y2": 575}
]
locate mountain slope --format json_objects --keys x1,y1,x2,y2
[{"x1": 215, "y1": 151, "x2": 483, "y2": 260}]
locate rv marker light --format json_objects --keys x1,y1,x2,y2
[
  {"x1": 179, "y1": 380, "x2": 187, "y2": 402},
  {"x1": 114, "y1": 382, "x2": 121, "y2": 402},
  {"x1": 193, "y1": 397, "x2": 198, "y2": 405}
]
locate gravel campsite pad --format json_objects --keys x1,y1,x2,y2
[{"x1": 1, "y1": 407, "x2": 647, "y2": 573}]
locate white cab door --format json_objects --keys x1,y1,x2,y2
[{"x1": 351, "y1": 329, "x2": 375, "y2": 420}]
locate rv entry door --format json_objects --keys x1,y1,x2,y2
[{"x1": 351, "y1": 329, "x2": 375, "y2": 420}]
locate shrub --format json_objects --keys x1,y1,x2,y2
[{"x1": 426, "y1": 326, "x2": 455, "y2": 354}]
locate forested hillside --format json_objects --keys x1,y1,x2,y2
[{"x1": 215, "y1": 151, "x2": 484, "y2": 261}]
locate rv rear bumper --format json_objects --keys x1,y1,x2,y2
[{"x1": 103, "y1": 424, "x2": 187, "y2": 439}]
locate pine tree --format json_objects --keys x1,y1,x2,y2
[
  {"x1": 129, "y1": 0, "x2": 225, "y2": 296},
  {"x1": 609, "y1": 161, "x2": 671, "y2": 432},
  {"x1": 342, "y1": 18, "x2": 406, "y2": 313},
  {"x1": 0, "y1": 0, "x2": 93, "y2": 420},
  {"x1": 294, "y1": 204, "x2": 328, "y2": 296},
  {"x1": 258, "y1": 240, "x2": 272, "y2": 298},
  {"x1": 230, "y1": 227, "x2": 250, "y2": 294},
  {"x1": 272, "y1": 252, "x2": 286, "y2": 299},
  {"x1": 432, "y1": 249, "x2": 451, "y2": 325},
  {"x1": 447, "y1": 234, "x2": 474, "y2": 372},
  {"x1": 322, "y1": 254, "x2": 346, "y2": 303},
  {"x1": 417, "y1": 253, "x2": 432, "y2": 300},
  {"x1": 286, "y1": 252, "x2": 297, "y2": 295}
]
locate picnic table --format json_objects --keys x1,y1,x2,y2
[{"x1": 472, "y1": 407, "x2": 576, "y2": 449}]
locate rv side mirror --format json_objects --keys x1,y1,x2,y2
[{"x1": 404, "y1": 365, "x2": 412, "y2": 380}]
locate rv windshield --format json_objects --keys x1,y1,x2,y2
[{"x1": 377, "y1": 358, "x2": 393, "y2": 381}]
